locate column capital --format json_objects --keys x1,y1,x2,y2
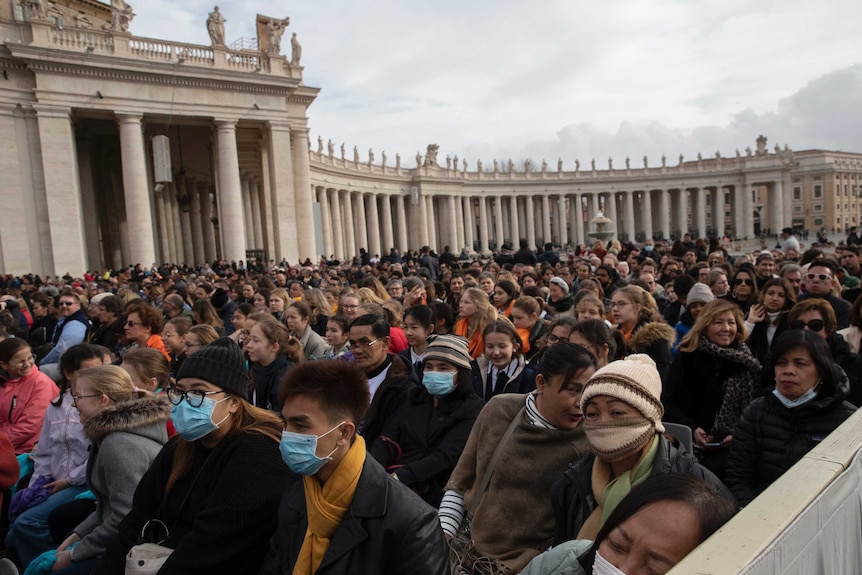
[
  {"x1": 32, "y1": 103, "x2": 73, "y2": 119},
  {"x1": 213, "y1": 118, "x2": 239, "y2": 129},
  {"x1": 115, "y1": 112, "x2": 144, "y2": 124}
]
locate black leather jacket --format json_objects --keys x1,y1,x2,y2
[{"x1": 259, "y1": 453, "x2": 449, "y2": 575}]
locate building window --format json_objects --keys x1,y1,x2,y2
[
  {"x1": 814, "y1": 204, "x2": 823, "y2": 212},
  {"x1": 793, "y1": 187, "x2": 802, "y2": 200},
  {"x1": 814, "y1": 185, "x2": 822, "y2": 198},
  {"x1": 725, "y1": 211, "x2": 731, "y2": 218},
  {"x1": 815, "y1": 218, "x2": 823, "y2": 226},
  {"x1": 846, "y1": 185, "x2": 849, "y2": 196},
  {"x1": 793, "y1": 206, "x2": 802, "y2": 214}
]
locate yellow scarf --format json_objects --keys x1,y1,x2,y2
[{"x1": 293, "y1": 435, "x2": 366, "y2": 575}]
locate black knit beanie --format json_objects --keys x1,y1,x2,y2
[{"x1": 177, "y1": 337, "x2": 249, "y2": 400}]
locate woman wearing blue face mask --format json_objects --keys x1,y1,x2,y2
[
  {"x1": 369, "y1": 334, "x2": 484, "y2": 507},
  {"x1": 96, "y1": 338, "x2": 297, "y2": 575},
  {"x1": 726, "y1": 329, "x2": 857, "y2": 507}
]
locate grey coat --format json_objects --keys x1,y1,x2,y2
[{"x1": 70, "y1": 396, "x2": 171, "y2": 562}]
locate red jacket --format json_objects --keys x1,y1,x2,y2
[{"x1": 0, "y1": 365, "x2": 59, "y2": 454}]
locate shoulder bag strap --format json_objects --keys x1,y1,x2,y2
[{"x1": 468, "y1": 406, "x2": 524, "y2": 518}]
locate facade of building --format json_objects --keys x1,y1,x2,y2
[{"x1": 2, "y1": 2, "x2": 861, "y2": 277}]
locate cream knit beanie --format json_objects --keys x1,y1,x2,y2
[{"x1": 580, "y1": 354, "x2": 665, "y2": 433}]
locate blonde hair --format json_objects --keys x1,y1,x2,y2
[
  {"x1": 188, "y1": 324, "x2": 219, "y2": 347},
  {"x1": 357, "y1": 287, "x2": 385, "y2": 305},
  {"x1": 679, "y1": 299, "x2": 747, "y2": 352},
  {"x1": 77, "y1": 364, "x2": 149, "y2": 401},
  {"x1": 461, "y1": 287, "x2": 498, "y2": 339},
  {"x1": 613, "y1": 285, "x2": 661, "y2": 324},
  {"x1": 121, "y1": 348, "x2": 171, "y2": 391}
]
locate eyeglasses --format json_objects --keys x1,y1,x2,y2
[
  {"x1": 790, "y1": 319, "x2": 825, "y2": 332},
  {"x1": 733, "y1": 278, "x2": 753, "y2": 286},
  {"x1": 125, "y1": 320, "x2": 144, "y2": 327},
  {"x1": 166, "y1": 387, "x2": 228, "y2": 407},
  {"x1": 71, "y1": 393, "x2": 103, "y2": 407},
  {"x1": 58, "y1": 301, "x2": 77, "y2": 307},
  {"x1": 342, "y1": 304, "x2": 359, "y2": 310},
  {"x1": 806, "y1": 273, "x2": 832, "y2": 281},
  {"x1": 609, "y1": 301, "x2": 630, "y2": 309},
  {"x1": 547, "y1": 334, "x2": 563, "y2": 344},
  {"x1": 347, "y1": 338, "x2": 379, "y2": 348}
]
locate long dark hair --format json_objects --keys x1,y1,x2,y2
[
  {"x1": 582, "y1": 474, "x2": 737, "y2": 569},
  {"x1": 770, "y1": 329, "x2": 838, "y2": 395},
  {"x1": 55, "y1": 343, "x2": 105, "y2": 404},
  {"x1": 537, "y1": 342, "x2": 596, "y2": 386}
]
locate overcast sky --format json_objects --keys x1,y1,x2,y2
[{"x1": 133, "y1": 0, "x2": 862, "y2": 168}]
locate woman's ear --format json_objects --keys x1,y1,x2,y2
[{"x1": 535, "y1": 373, "x2": 546, "y2": 393}]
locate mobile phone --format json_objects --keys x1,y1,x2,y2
[{"x1": 703, "y1": 442, "x2": 723, "y2": 448}]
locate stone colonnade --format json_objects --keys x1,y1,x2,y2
[{"x1": 312, "y1": 182, "x2": 785, "y2": 258}]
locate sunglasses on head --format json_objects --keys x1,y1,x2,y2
[
  {"x1": 806, "y1": 273, "x2": 832, "y2": 281},
  {"x1": 790, "y1": 319, "x2": 825, "y2": 332},
  {"x1": 733, "y1": 278, "x2": 753, "y2": 286}
]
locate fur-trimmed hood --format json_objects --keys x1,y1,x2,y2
[
  {"x1": 628, "y1": 321, "x2": 676, "y2": 353},
  {"x1": 83, "y1": 395, "x2": 171, "y2": 443}
]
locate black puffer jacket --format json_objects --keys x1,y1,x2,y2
[
  {"x1": 259, "y1": 453, "x2": 449, "y2": 575},
  {"x1": 726, "y1": 370, "x2": 857, "y2": 506},
  {"x1": 550, "y1": 435, "x2": 731, "y2": 543},
  {"x1": 369, "y1": 386, "x2": 484, "y2": 507}
]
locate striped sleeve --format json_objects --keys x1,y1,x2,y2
[{"x1": 438, "y1": 489, "x2": 466, "y2": 537}]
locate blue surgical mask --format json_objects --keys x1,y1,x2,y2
[
  {"x1": 171, "y1": 396, "x2": 231, "y2": 441},
  {"x1": 279, "y1": 422, "x2": 344, "y2": 476},
  {"x1": 423, "y1": 371, "x2": 456, "y2": 396},
  {"x1": 772, "y1": 386, "x2": 818, "y2": 409},
  {"x1": 644, "y1": 245, "x2": 653, "y2": 252}
]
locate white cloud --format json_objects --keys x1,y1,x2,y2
[{"x1": 129, "y1": 0, "x2": 862, "y2": 165}]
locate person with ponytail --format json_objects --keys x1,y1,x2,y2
[
  {"x1": 245, "y1": 319, "x2": 303, "y2": 412},
  {"x1": 51, "y1": 365, "x2": 170, "y2": 574},
  {"x1": 5, "y1": 344, "x2": 102, "y2": 570},
  {"x1": 98, "y1": 338, "x2": 295, "y2": 575},
  {"x1": 551, "y1": 355, "x2": 730, "y2": 544}
]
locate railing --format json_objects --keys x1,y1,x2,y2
[
  {"x1": 49, "y1": 27, "x2": 114, "y2": 52},
  {"x1": 129, "y1": 37, "x2": 214, "y2": 65}
]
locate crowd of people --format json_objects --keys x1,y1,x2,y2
[{"x1": 0, "y1": 229, "x2": 858, "y2": 574}]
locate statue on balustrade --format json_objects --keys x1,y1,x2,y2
[
  {"x1": 756, "y1": 135, "x2": 768, "y2": 155},
  {"x1": 541, "y1": 159, "x2": 547, "y2": 172},
  {"x1": 746, "y1": 146, "x2": 752, "y2": 157},
  {"x1": 507, "y1": 159, "x2": 514, "y2": 173},
  {"x1": 697, "y1": 152, "x2": 702, "y2": 161},
  {"x1": 477, "y1": 159, "x2": 483, "y2": 173},
  {"x1": 453, "y1": 155, "x2": 459, "y2": 170},
  {"x1": 575, "y1": 159, "x2": 580, "y2": 171},
  {"x1": 736, "y1": 148, "x2": 741, "y2": 158},
  {"x1": 381, "y1": 151, "x2": 387, "y2": 167},
  {"x1": 715, "y1": 151, "x2": 721, "y2": 159},
  {"x1": 327, "y1": 139, "x2": 334, "y2": 156},
  {"x1": 340, "y1": 143, "x2": 346, "y2": 159},
  {"x1": 110, "y1": 0, "x2": 134, "y2": 32},
  {"x1": 558, "y1": 158, "x2": 563, "y2": 172},
  {"x1": 679, "y1": 154, "x2": 684, "y2": 165},
  {"x1": 416, "y1": 152, "x2": 423, "y2": 167},
  {"x1": 424, "y1": 144, "x2": 439, "y2": 167},
  {"x1": 317, "y1": 136, "x2": 323, "y2": 153},
  {"x1": 354, "y1": 146, "x2": 360, "y2": 163},
  {"x1": 446, "y1": 156, "x2": 452, "y2": 170},
  {"x1": 591, "y1": 158, "x2": 596, "y2": 171},
  {"x1": 396, "y1": 153, "x2": 401, "y2": 169},
  {"x1": 368, "y1": 149, "x2": 374, "y2": 164},
  {"x1": 493, "y1": 159, "x2": 499, "y2": 173},
  {"x1": 625, "y1": 157, "x2": 630, "y2": 169},
  {"x1": 23, "y1": 0, "x2": 47, "y2": 21},
  {"x1": 643, "y1": 156, "x2": 648, "y2": 168},
  {"x1": 608, "y1": 157, "x2": 613, "y2": 170},
  {"x1": 462, "y1": 158, "x2": 467, "y2": 173},
  {"x1": 206, "y1": 5, "x2": 226, "y2": 46},
  {"x1": 661, "y1": 154, "x2": 666, "y2": 167},
  {"x1": 266, "y1": 18, "x2": 289, "y2": 55},
  {"x1": 291, "y1": 33, "x2": 302, "y2": 65}
]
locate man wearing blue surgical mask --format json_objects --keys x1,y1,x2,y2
[{"x1": 260, "y1": 361, "x2": 449, "y2": 575}]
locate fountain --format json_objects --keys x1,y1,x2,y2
[{"x1": 587, "y1": 210, "x2": 616, "y2": 243}]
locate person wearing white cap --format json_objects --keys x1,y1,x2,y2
[
  {"x1": 550, "y1": 354, "x2": 730, "y2": 543},
  {"x1": 671, "y1": 282, "x2": 714, "y2": 355}
]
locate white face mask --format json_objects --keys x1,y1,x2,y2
[
  {"x1": 772, "y1": 385, "x2": 818, "y2": 409},
  {"x1": 593, "y1": 549, "x2": 626, "y2": 575}
]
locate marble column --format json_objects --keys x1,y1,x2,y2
[
  {"x1": 526, "y1": 197, "x2": 536, "y2": 249},
  {"x1": 624, "y1": 191, "x2": 636, "y2": 242},
  {"x1": 177, "y1": 178, "x2": 194, "y2": 264},
  {"x1": 241, "y1": 178, "x2": 254, "y2": 248},
  {"x1": 426, "y1": 195, "x2": 437, "y2": 251},
  {"x1": 266, "y1": 121, "x2": 297, "y2": 263},
  {"x1": 712, "y1": 188, "x2": 725, "y2": 238},
  {"x1": 250, "y1": 180, "x2": 264, "y2": 251},
  {"x1": 455, "y1": 196, "x2": 465, "y2": 251},
  {"x1": 493, "y1": 196, "x2": 504, "y2": 249},
  {"x1": 258, "y1": 140, "x2": 276, "y2": 261},
  {"x1": 463, "y1": 197, "x2": 475, "y2": 252},
  {"x1": 317, "y1": 187, "x2": 333, "y2": 258},
  {"x1": 771, "y1": 181, "x2": 784, "y2": 233},
  {"x1": 509, "y1": 196, "x2": 520, "y2": 246},
  {"x1": 396, "y1": 195, "x2": 409, "y2": 251},
  {"x1": 343, "y1": 190, "x2": 356, "y2": 259},
  {"x1": 641, "y1": 191, "x2": 653, "y2": 241},
  {"x1": 169, "y1": 184, "x2": 183, "y2": 263},
  {"x1": 291, "y1": 130, "x2": 315, "y2": 261},
  {"x1": 189, "y1": 180, "x2": 204, "y2": 264},
  {"x1": 198, "y1": 182, "x2": 217, "y2": 263},
  {"x1": 573, "y1": 195, "x2": 584, "y2": 246},
  {"x1": 0, "y1": 106, "x2": 34, "y2": 273},
  {"x1": 446, "y1": 196, "x2": 458, "y2": 251},
  {"x1": 557, "y1": 195, "x2": 568, "y2": 246},
  {"x1": 416, "y1": 193, "x2": 429, "y2": 249},
  {"x1": 328, "y1": 189, "x2": 344, "y2": 259},
  {"x1": 354, "y1": 192, "x2": 369, "y2": 257},
  {"x1": 742, "y1": 181, "x2": 754, "y2": 239},
  {"x1": 478, "y1": 196, "x2": 490, "y2": 254},
  {"x1": 659, "y1": 190, "x2": 670, "y2": 240},
  {"x1": 694, "y1": 188, "x2": 706, "y2": 238},
  {"x1": 117, "y1": 113, "x2": 156, "y2": 266},
  {"x1": 675, "y1": 189, "x2": 687, "y2": 235},
  {"x1": 366, "y1": 193, "x2": 381, "y2": 256},
  {"x1": 214, "y1": 120, "x2": 246, "y2": 263},
  {"x1": 162, "y1": 185, "x2": 177, "y2": 265},
  {"x1": 381, "y1": 195, "x2": 394, "y2": 253},
  {"x1": 541, "y1": 195, "x2": 552, "y2": 244},
  {"x1": 152, "y1": 181, "x2": 170, "y2": 264},
  {"x1": 586, "y1": 194, "x2": 597, "y2": 232}
]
